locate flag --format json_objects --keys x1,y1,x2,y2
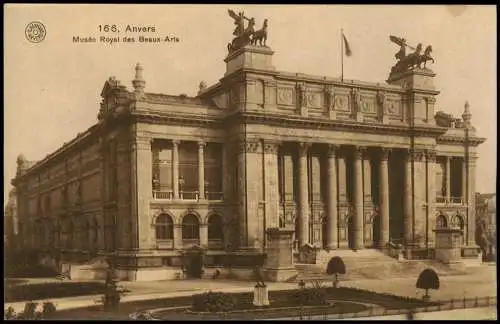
[{"x1": 342, "y1": 33, "x2": 352, "y2": 57}]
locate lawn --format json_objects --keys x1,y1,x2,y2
[
  {"x1": 4, "y1": 281, "x2": 119, "y2": 303},
  {"x1": 46, "y1": 286, "x2": 442, "y2": 320}
]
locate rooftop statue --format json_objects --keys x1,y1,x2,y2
[
  {"x1": 227, "y1": 9, "x2": 268, "y2": 52},
  {"x1": 389, "y1": 35, "x2": 435, "y2": 75}
]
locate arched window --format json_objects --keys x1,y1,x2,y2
[
  {"x1": 47, "y1": 220, "x2": 54, "y2": 247},
  {"x1": 84, "y1": 220, "x2": 90, "y2": 248},
  {"x1": 452, "y1": 215, "x2": 464, "y2": 229},
  {"x1": 67, "y1": 220, "x2": 74, "y2": 249},
  {"x1": 155, "y1": 214, "x2": 174, "y2": 240},
  {"x1": 182, "y1": 214, "x2": 200, "y2": 240},
  {"x1": 208, "y1": 214, "x2": 224, "y2": 240},
  {"x1": 436, "y1": 214, "x2": 448, "y2": 229},
  {"x1": 91, "y1": 218, "x2": 99, "y2": 248}
]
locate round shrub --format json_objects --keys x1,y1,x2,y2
[{"x1": 192, "y1": 291, "x2": 235, "y2": 313}]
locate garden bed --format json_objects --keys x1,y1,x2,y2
[{"x1": 45, "y1": 286, "x2": 442, "y2": 320}]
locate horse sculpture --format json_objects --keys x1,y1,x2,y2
[
  {"x1": 390, "y1": 43, "x2": 423, "y2": 75},
  {"x1": 251, "y1": 19, "x2": 268, "y2": 46},
  {"x1": 417, "y1": 45, "x2": 435, "y2": 69}
]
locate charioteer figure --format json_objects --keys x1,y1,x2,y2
[
  {"x1": 227, "y1": 9, "x2": 269, "y2": 52},
  {"x1": 389, "y1": 35, "x2": 435, "y2": 75}
]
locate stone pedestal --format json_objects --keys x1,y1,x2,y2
[
  {"x1": 264, "y1": 227, "x2": 297, "y2": 282},
  {"x1": 433, "y1": 228, "x2": 463, "y2": 264},
  {"x1": 253, "y1": 285, "x2": 270, "y2": 307},
  {"x1": 224, "y1": 45, "x2": 276, "y2": 76}
]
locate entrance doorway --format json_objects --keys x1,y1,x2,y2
[
  {"x1": 322, "y1": 217, "x2": 328, "y2": 248},
  {"x1": 372, "y1": 215, "x2": 380, "y2": 248},
  {"x1": 347, "y1": 216, "x2": 355, "y2": 249},
  {"x1": 182, "y1": 246, "x2": 205, "y2": 278}
]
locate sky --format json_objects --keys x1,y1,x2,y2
[{"x1": 4, "y1": 4, "x2": 497, "y2": 206}]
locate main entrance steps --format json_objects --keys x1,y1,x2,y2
[{"x1": 292, "y1": 249, "x2": 472, "y2": 282}]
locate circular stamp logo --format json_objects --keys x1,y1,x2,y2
[{"x1": 25, "y1": 21, "x2": 46, "y2": 43}]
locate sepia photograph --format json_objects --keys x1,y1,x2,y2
[{"x1": 4, "y1": 4, "x2": 497, "y2": 320}]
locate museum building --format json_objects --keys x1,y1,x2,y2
[{"x1": 12, "y1": 38, "x2": 486, "y2": 281}]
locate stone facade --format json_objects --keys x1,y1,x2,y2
[{"x1": 11, "y1": 44, "x2": 486, "y2": 281}]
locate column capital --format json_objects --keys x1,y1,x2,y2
[
  {"x1": 298, "y1": 142, "x2": 310, "y2": 157},
  {"x1": 327, "y1": 144, "x2": 340, "y2": 157},
  {"x1": 172, "y1": 139, "x2": 180, "y2": 146},
  {"x1": 263, "y1": 140, "x2": 280, "y2": 154},
  {"x1": 380, "y1": 148, "x2": 391, "y2": 161},
  {"x1": 411, "y1": 149, "x2": 426, "y2": 162},
  {"x1": 354, "y1": 146, "x2": 367, "y2": 159},
  {"x1": 425, "y1": 149, "x2": 437, "y2": 162},
  {"x1": 197, "y1": 141, "x2": 206, "y2": 149},
  {"x1": 239, "y1": 139, "x2": 262, "y2": 154}
]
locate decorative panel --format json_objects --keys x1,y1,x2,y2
[{"x1": 277, "y1": 87, "x2": 295, "y2": 106}]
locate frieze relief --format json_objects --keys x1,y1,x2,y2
[
  {"x1": 360, "y1": 95, "x2": 376, "y2": 114},
  {"x1": 385, "y1": 99, "x2": 402, "y2": 116},
  {"x1": 334, "y1": 94, "x2": 350, "y2": 112},
  {"x1": 277, "y1": 87, "x2": 295, "y2": 106}
]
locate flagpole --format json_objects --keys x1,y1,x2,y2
[{"x1": 341, "y1": 28, "x2": 344, "y2": 83}]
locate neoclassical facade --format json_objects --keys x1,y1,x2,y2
[{"x1": 12, "y1": 42, "x2": 485, "y2": 280}]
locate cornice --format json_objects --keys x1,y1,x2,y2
[
  {"x1": 227, "y1": 111, "x2": 447, "y2": 138},
  {"x1": 13, "y1": 124, "x2": 104, "y2": 183},
  {"x1": 437, "y1": 135, "x2": 486, "y2": 146}
]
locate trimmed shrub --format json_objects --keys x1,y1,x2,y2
[
  {"x1": 326, "y1": 256, "x2": 346, "y2": 288},
  {"x1": 416, "y1": 268, "x2": 440, "y2": 300},
  {"x1": 192, "y1": 291, "x2": 236, "y2": 313}
]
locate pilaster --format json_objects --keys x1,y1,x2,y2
[
  {"x1": 263, "y1": 140, "x2": 280, "y2": 229},
  {"x1": 412, "y1": 148, "x2": 427, "y2": 247},
  {"x1": 425, "y1": 150, "x2": 437, "y2": 247},
  {"x1": 133, "y1": 136, "x2": 154, "y2": 250},
  {"x1": 198, "y1": 141, "x2": 206, "y2": 200},
  {"x1": 403, "y1": 149, "x2": 413, "y2": 245}
]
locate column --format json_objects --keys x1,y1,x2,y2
[
  {"x1": 353, "y1": 147, "x2": 364, "y2": 250},
  {"x1": 404, "y1": 150, "x2": 413, "y2": 245},
  {"x1": 298, "y1": 142, "x2": 310, "y2": 246},
  {"x1": 198, "y1": 141, "x2": 205, "y2": 200},
  {"x1": 221, "y1": 143, "x2": 228, "y2": 201},
  {"x1": 326, "y1": 145, "x2": 338, "y2": 249},
  {"x1": 461, "y1": 157, "x2": 466, "y2": 203},
  {"x1": 172, "y1": 140, "x2": 179, "y2": 199},
  {"x1": 445, "y1": 156, "x2": 451, "y2": 202},
  {"x1": 379, "y1": 148, "x2": 390, "y2": 248}
]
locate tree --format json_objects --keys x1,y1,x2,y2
[
  {"x1": 416, "y1": 268, "x2": 440, "y2": 301},
  {"x1": 326, "y1": 256, "x2": 346, "y2": 288}
]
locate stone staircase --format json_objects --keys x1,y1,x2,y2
[{"x1": 292, "y1": 249, "x2": 472, "y2": 283}]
